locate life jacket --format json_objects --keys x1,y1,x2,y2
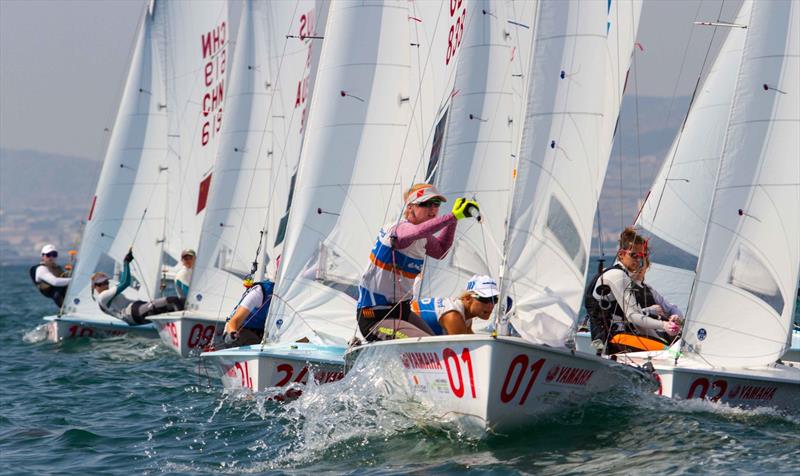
[
  {"x1": 29, "y1": 262, "x2": 67, "y2": 298},
  {"x1": 583, "y1": 263, "x2": 662, "y2": 346},
  {"x1": 241, "y1": 280, "x2": 275, "y2": 330},
  {"x1": 357, "y1": 221, "x2": 426, "y2": 309}
]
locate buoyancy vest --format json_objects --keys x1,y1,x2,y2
[
  {"x1": 242, "y1": 280, "x2": 275, "y2": 330},
  {"x1": 411, "y1": 297, "x2": 469, "y2": 336},
  {"x1": 358, "y1": 221, "x2": 426, "y2": 309},
  {"x1": 29, "y1": 262, "x2": 67, "y2": 298},
  {"x1": 583, "y1": 264, "x2": 662, "y2": 344}
]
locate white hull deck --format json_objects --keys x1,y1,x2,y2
[
  {"x1": 619, "y1": 351, "x2": 800, "y2": 411},
  {"x1": 344, "y1": 335, "x2": 656, "y2": 434},
  {"x1": 43, "y1": 314, "x2": 157, "y2": 342},
  {"x1": 200, "y1": 343, "x2": 346, "y2": 395},
  {"x1": 147, "y1": 313, "x2": 224, "y2": 357}
]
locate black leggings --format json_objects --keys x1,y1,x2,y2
[
  {"x1": 357, "y1": 301, "x2": 434, "y2": 342},
  {"x1": 129, "y1": 296, "x2": 185, "y2": 325}
]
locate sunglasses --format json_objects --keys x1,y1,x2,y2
[
  {"x1": 44, "y1": 251, "x2": 58, "y2": 258},
  {"x1": 416, "y1": 200, "x2": 442, "y2": 208},
  {"x1": 475, "y1": 295, "x2": 498, "y2": 304},
  {"x1": 181, "y1": 255, "x2": 195, "y2": 260},
  {"x1": 94, "y1": 280, "x2": 109, "y2": 287},
  {"x1": 622, "y1": 250, "x2": 649, "y2": 260}
]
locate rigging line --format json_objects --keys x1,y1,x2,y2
[
  {"x1": 649, "y1": 0, "x2": 727, "y2": 225},
  {"x1": 381, "y1": 1, "x2": 453, "y2": 227},
  {"x1": 615, "y1": 0, "x2": 624, "y2": 231},
  {"x1": 384, "y1": 2, "x2": 481, "y2": 228},
  {"x1": 633, "y1": 34, "x2": 644, "y2": 218},
  {"x1": 132, "y1": 258, "x2": 153, "y2": 301},
  {"x1": 211, "y1": 1, "x2": 304, "y2": 321},
  {"x1": 662, "y1": 0, "x2": 706, "y2": 130}
]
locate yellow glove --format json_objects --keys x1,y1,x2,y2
[{"x1": 452, "y1": 198, "x2": 480, "y2": 220}]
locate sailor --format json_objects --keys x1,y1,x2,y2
[
  {"x1": 174, "y1": 249, "x2": 195, "y2": 299},
  {"x1": 412, "y1": 275, "x2": 499, "y2": 335},
  {"x1": 356, "y1": 183, "x2": 480, "y2": 341},
  {"x1": 584, "y1": 227, "x2": 682, "y2": 354},
  {"x1": 91, "y1": 250, "x2": 184, "y2": 325},
  {"x1": 30, "y1": 244, "x2": 71, "y2": 308},
  {"x1": 221, "y1": 278, "x2": 275, "y2": 347}
]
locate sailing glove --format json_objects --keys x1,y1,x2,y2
[
  {"x1": 452, "y1": 198, "x2": 480, "y2": 220},
  {"x1": 223, "y1": 331, "x2": 239, "y2": 344},
  {"x1": 663, "y1": 321, "x2": 681, "y2": 337},
  {"x1": 124, "y1": 250, "x2": 134, "y2": 264}
]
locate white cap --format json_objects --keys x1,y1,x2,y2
[
  {"x1": 406, "y1": 184, "x2": 447, "y2": 205},
  {"x1": 466, "y1": 275, "x2": 499, "y2": 298},
  {"x1": 41, "y1": 244, "x2": 57, "y2": 255}
]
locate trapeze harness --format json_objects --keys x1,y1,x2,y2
[
  {"x1": 412, "y1": 297, "x2": 471, "y2": 336},
  {"x1": 29, "y1": 262, "x2": 69, "y2": 307},
  {"x1": 583, "y1": 264, "x2": 669, "y2": 353}
]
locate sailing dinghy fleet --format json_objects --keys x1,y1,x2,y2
[{"x1": 36, "y1": 0, "x2": 799, "y2": 432}]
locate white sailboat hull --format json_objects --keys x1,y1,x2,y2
[
  {"x1": 621, "y1": 352, "x2": 800, "y2": 411},
  {"x1": 200, "y1": 343, "x2": 346, "y2": 395},
  {"x1": 43, "y1": 314, "x2": 157, "y2": 342},
  {"x1": 147, "y1": 313, "x2": 224, "y2": 357},
  {"x1": 344, "y1": 335, "x2": 656, "y2": 434}
]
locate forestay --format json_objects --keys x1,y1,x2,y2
[
  {"x1": 153, "y1": 0, "x2": 229, "y2": 265},
  {"x1": 266, "y1": 0, "x2": 418, "y2": 345},
  {"x1": 636, "y1": 1, "x2": 751, "y2": 312},
  {"x1": 501, "y1": 0, "x2": 641, "y2": 347},
  {"x1": 185, "y1": 0, "x2": 327, "y2": 319},
  {"x1": 419, "y1": 0, "x2": 537, "y2": 298},
  {"x1": 62, "y1": 5, "x2": 169, "y2": 319},
  {"x1": 683, "y1": 0, "x2": 799, "y2": 368}
]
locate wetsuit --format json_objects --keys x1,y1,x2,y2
[
  {"x1": 96, "y1": 261, "x2": 184, "y2": 325},
  {"x1": 584, "y1": 261, "x2": 678, "y2": 353}
]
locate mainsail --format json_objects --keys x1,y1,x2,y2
[
  {"x1": 153, "y1": 0, "x2": 229, "y2": 264},
  {"x1": 266, "y1": 0, "x2": 422, "y2": 345},
  {"x1": 185, "y1": 0, "x2": 327, "y2": 319},
  {"x1": 501, "y1": 0, "x2": 642, "y2": 347},
  {"x1": 419, "y1": 0, "x2": 537, "y2": 298},
  {"x1": 637, "y1": 1, "x2": 752, "y2": 312},
  {"x1": 62, "y1": 5, "x2": 168, "y2": 319},
  {"x1": 682, "y1": 0, "x2": 799, "y2": 367}
]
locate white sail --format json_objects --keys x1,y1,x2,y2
[
  {"x1": 266, "y1": 0, "x2": 418, "y2": 346},
  {"x1": 418, "y1": 0, "x2": 537, "y2": 298},
  {"x1": 184, "y1": 0, "x2": 327, "y2": 319},
  {"x1": 62, "y1": 6, "x2": 169, "y2": 319},
  {"x1": 152, "y1": 0, "x2": 229, "y2": 264},
  {"x1": 403, "y1": 0, "x2": 468, "y2": 165},
  {"x1": 502, "y1": 0, "x2": 642, "y2": 347},
  {"x1": 683, "y1": 0, "x2": 799, "y2": 368},
  {"x1": 637, "y1": 1, "x2": 752, "y2": 312}
]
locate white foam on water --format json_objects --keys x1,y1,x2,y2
[{"x1": 22, "y1": 323, "x2": 50, "y2": 343}]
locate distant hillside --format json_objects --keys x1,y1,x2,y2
[
  {"x1": 0, "y1": 148, "x2": 99, "y2": 212},
  {"x1": 0, "y1": 95, "x2": 690, "y2": 263}
]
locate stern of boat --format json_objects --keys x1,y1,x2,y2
[{"x1": 148, "y1": 313, "x2": 224, "y2": 357}]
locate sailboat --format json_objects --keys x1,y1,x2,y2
[
  {"x1": 200, "y1": 0, "x2": 463, "y2": 391},
  {"x1": 44, "y1": 0, "x2": 229, "y2": 342},
  {"x1": 343, "y1": 0, "x2": 655, "y2": 433},
  {"x1": 148, "y1": 0, "x2": 325, "y2": 357},
  {"x1": 617, "y1": 0, "x2": 800, "y2": 410}
]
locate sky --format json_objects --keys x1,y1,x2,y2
[{"x1": 0, "y1": 0, "x2": 743, "y2": 160}]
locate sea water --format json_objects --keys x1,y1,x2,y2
[{"x1": 2, "y1": 264, "x2": 799, "y2": 475}]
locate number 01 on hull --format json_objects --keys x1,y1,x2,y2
[{"x1": 345, "y1": 335, "x2": 657, "y2": 434}]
